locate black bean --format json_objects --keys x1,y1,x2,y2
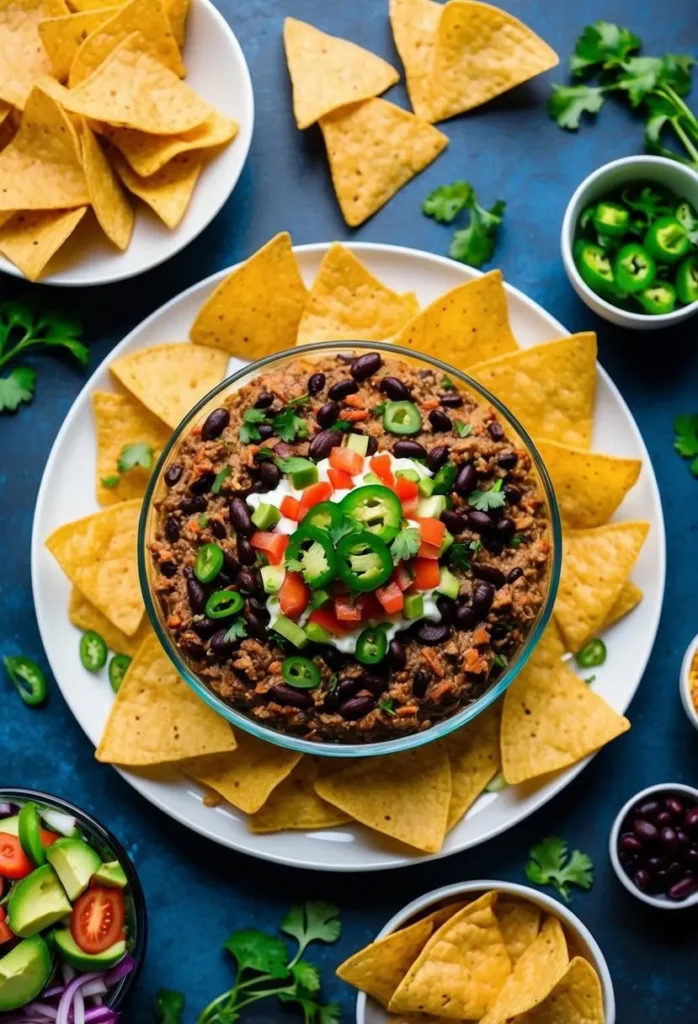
[
  {"x1": 323, "y1": 689, "x2": 340, "y2": 712},
  {"x1": 455, "y1": 604, "x2": 477, "y2": 629},
  {"x1": 483, "y1": 536, "x2": 503, "y2": 556},
  {"x1": 249, "y1": 595, "x2": 268, "y2": 615},
  {"x1": 230, "y1": 497, "x2": 254, "y2": 536},
  {"x1": 441, "y1": 510, "x2": 467, "y2": 535},
  {"x1": 362, "y1": 674, "x2": 386, "y2": 696},
  {"x1": 160, "y1": 561, "x2": 177, "y2": 578},
  {"x1": 340, "y1": 694, "x2": 374, "y2": 720},
  {"x1": 164, "y1": 464, "x2": 183, "y2": 487},
  {"x1": 210, "y1": 519, "x2": 227, "y2": 539},
  {"x1": 273, "y1": 441, "x2": 293, "y2": 458},
  {"x1": 440, "y1": 394, "x2": 463, "y2": 409},
  {"x1": 257, "y1": 423, "x2": 274, "y2": 440},
  {"x1": 620, "y1": 834, "x2": 643, "y2": 854},
  {"x1": 656, "y1": 811, "x2": 673, "y2": 828},
  {"x1": 497, "y1": 451, "x2": 518, "y2": 470},
  {"x1": 636, "y1": 800, "x2": 661, "y2": 820},
  {"x1": 271, "y1": 684, "x2": 313, "y2": 709},
  {"x1": 308, "y1": 372, "x2": 326, "y2": 396},
  {"x1": 467, "y1": 510, "x2": 493, "y2": 532},
  {"x1": 244, "y1": 607, "x2": 267, "y2": 641},
  {"x1": 473, "y1": 563, "x2": 506, "y2": 588},
  {"x1": 186, "y1": 576, "x2": 207, "y2": 614},
  {"x1": 164, "y1": 515, "x2": 180, "y2": 543},
  {"x1": 258, "y1": 462, "x2": 281, "y2": 490},
  {"x1": 471, "y1": 583, "x2": 495, "y2": 620},
  {"x1": 429, "y1": 409, "x2": 452, "y2": 433},
  {"x1": 338, "y1": 678, "x2": 360, "y2": 701},
  {"x1": 507, "y1": 567, "x2": 524, "y2": 585},
  {"x1": 180, "y1": 637, "x2": 204, "y2": 659},
  {"x1": 436, "y1": 595, "x2": 456, "y2": 624},
  {"x1": 223, "y1": 550, "x2": 241, "y2": 576},
  {"x1": 235, "y1": 569, "x2": 257, "y2": 593},
  {"x1": 415, "y1": 622, "x2": 451, "y2": 645},
  {"x1": 488, "y1": 421, "x2": 505, "y2": 441},
  {"x1": 309, "y1": 429, "x2": 343, "y2": 461},
  {"x1": 496, "y1": 518, "x2": 516, "y2": 543},
  {"x1": 328, "y1": 379, "x2": 359, "y2": 400},
  {"x1": 413, "y1": 671, "x2": 429, "y2": 698},
  {"x1": 669, "y1": 877, "x2": 698, "y2": 900},
  {"x1": 320, "y1": 645, "x2": 344, "y2": 671},
  {"x1": 388, "y1": 639, "x2": 406, "y2": 670},
  {"x1": 191, "y1": 616, "x2": 219, "y2": 639},
  {"x1": 666, "y1": 861, "x2": 683, "y2": 881},
  {"x1": 634, "y1": 819, "x2": 659, "y2": 842},
  {"x1": 316, "y1": 401, "x2": 340, "y2": 428},
  {"x1": 454, "y1": 463, "x2": 477, "y2": 495},
  {"x1": 201, "y1": 407, "x2": 230, "y2": 441},
  {"x1": 504, "y1": 485, "x2": 521, "y2": 506},
  {"x1": 393, "y1": 439, "x2": 427, "y2": 459},
  {"x1": 189, "y1": 471, "x2": 215, "y2": 495},
  {"x1": 633, "y1": 869, "x2": 652, "y2": 891},
  {"x1": 255, "y1": 392, "x2": 274, "y2": 408},
  {"x1": 647, "y1": 855, "x2": 667, "y2": 873},
  {"x1": 216, "y1": 571, "x2": 234, "y2": 587},
  {"x1": 351, "y1": 353, "x2": 382, "y2": 380},
  {"x1": 427, "y1": 445, "x2": 450, "y2": 472},
  {"x1": 380, "y1": 376, "x2": 411, "y2": 401},
  {"x1": 366, "y1": 435, "x2": 378, "y2": 456},
  {"x1": 684, "y1": 807, "x2": 698, "y2": 834},
  {"x1": 209, "y1": 629, "x2": 234, "y2": 657},
  {"x1": 665, "y1": 795, "x2": 685, "y2": 819}
]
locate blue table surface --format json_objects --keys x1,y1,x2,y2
[{"x1": 2, "y1": 0, "x2": 698, "y2": 1019}]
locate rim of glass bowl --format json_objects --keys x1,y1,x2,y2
[
  {"x1": 138, "y1": 340, "x2": 562, "y2": 758},
  {"x1": 0, "y1": 788, "x2": 147, "y2": 1010}
]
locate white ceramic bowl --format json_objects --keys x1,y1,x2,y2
[
  {"x1": 561, "y1": 155, "x2": 698, "y2": 330},
  {"x1": 609, "y1": 782, "x2": 698, "y2": 910},
  {"x1": 356, "y1": 880, "x2": 615, "y2": 1024},
  {"x1": 679, "y1": 633, "x2": 698, "y2": 732}
]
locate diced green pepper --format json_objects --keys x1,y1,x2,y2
[
  {"x1": 305, "y1": 621, "x2": 332, "y2": 644},
  {"x1": 251, "y1": 503, "x2": 281, "y2": 530},
  {"x1": 363, "y1": 472, "x2": 382, "y2": 485},
  {"x1": 273, "y1": 616, "x2": 308, "y2": 649},
  {"x1": 439, "y1": 529, "x2": 454, "y2": 557},
  {"x1": 261, "y1": 564, "x2": 285, "y2": 594},
  {"x1": 418, "y1": 476, "x2": 435, "y2": 498},
  {"x1": 309, "y1": 587, "x2": 331, "y2": 609},
  {"x1": 403, "y1": 593, "x2": 424, "y2": 620},
  {"x1": 289, "y1": 464, "x2": 319, "y2": 489},
  {"x1": 436, "y1": 566, "x2": 460, "y2": 599},
  {"x1": 396, "y1": 469, "x2": 420, "y2": 483}
]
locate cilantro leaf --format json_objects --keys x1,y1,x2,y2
[
  {"x1": 155, "y1": 989, "x2": 185, "y2": 1024},
  {"x1": 117, "y1": 442, "x2": 153, "y2": 473},
  {"x1": 286, "y1": 392, "x2": 309, "y2": 408},
  {"x1": 422, "y1": 181, "x2": 474, "y2": 224},
  {"x1": 378, "y1": 698, "x2": 396, "y2": 716},
  {"x1": 0, "y1": 366, "x2": 36, "y2": 412},
  {"x1": 569, "y1": 22, "x2": 640, "y2": 78},
  {"x1": 441, "y1": 375, "x2": 455, "y2": 390},
  {"x1": 371, "y1": 401, "x2": 387, "y2": 416},
  {"x1": 621, "y1": 184, "x2": 672, "y2": 220},
  {"x1": 616, "y1": 56, "x2": 666, "y2": 107},
  {"x1": 101, "y1": 475, "x2": 120, "y2": 489},
  {"x1": 291, "y1": 960, "x2": 321, "y2": 993},
  {"x1": 223, "y1": 619, "x2": 248, "y2": 641},
  {"x1": 319, "y1": 1005, "x2": 342, "y2": 1023},
  {"x1": 468, "y1": 480, "x2": 505, "y2": 512},
  {"x1": 0, "y1": 304, "x2": 87, "y2": 411},
  {"x1": 212, "y1": 466, "x2": 231, "y2": 494},
  {"x1": 273, "y1": 406, "x2": 309, "y2": 443},
  {"x1": 240, "y1": 407, "x2": 267, "y2": 443},
  {"x1": 674, "y1": 415, "x2": 698, "y2": 477},
  {"x1": 281, "y1": 901, "x2": 341, "y2": 958},
  {"x1": 449, "y1": 199, "x2": 505, "y2": 269},
  {"x1": 548, "y1": 84, "x2": 606, "y2": 130},
  {"x1": 224, "y1": 929, "x2": 289, "y2": 978},
  {"x1": 449, "y1": 543, "x2": 472, "y2": 573},
  {"x1": 454, "y1": 421, "x2": 472, "y2": 438},
  {"x1": 525, "y1": 836, "x2": 594, "y2": 902},
  {"x1": 390, "y1": 526, "x2": 421, "y2": 564}
]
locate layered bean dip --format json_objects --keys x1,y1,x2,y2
[{"x1": 149, "y1": 351, "x2": 552, "y2": 743}]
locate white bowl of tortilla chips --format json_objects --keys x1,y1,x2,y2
[{"x1": 345, "y1": 880, "x2": 615, "y2": 1023}]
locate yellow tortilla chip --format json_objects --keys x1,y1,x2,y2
[
  {"x1": 81, "y1": 122, "x2": 134, "y2": 249},
  {"x1": 92, "y1": 390, "x2": 170, "y2": 505},
  {"x1": 179, "y1": 731, "x2": 302, "y2": 815},
  {"x1": 320, "y1": 97, "x2": 448, "y2": 227},
  {"x1": 0, "y1": 99, "x2": 15, "y2": 148},
  {"x1": 0, "y1": 85, "x2": 87, "y2": 210},
  {"x1": 248, "y1": 757, "x2": 352, "y2": 833},
  {"x1": 190, "y1": 232, "x2": 308, "y2": 357},
  {"x1": 164, "y1": 0, "x2": 188, "y2": 48},
  {"x1": 0, "y1": 206, "x2": 86, "y2": 279},
  {"x1": 389, "y1": 892, "x2": 511, "y2": 1019},
  {"x1": 69, "y1": 586, "x2": 149, "y2": 658},
  {"x1": 109, "y1": 342, "x2": 228, "y2": 430},
  {"x1": 314, "y1": 744, "x2": 451, "y2": 853},
  {"x1": 537, "y1": 439, "x2": 641, "y2": 529},
  {"x1": 517, "y1": 956, "x2": 604, "y2": 1024},
  {"x1": 37, "y1": 7, "x2": 118, "y2": 81},
  {"x1": 45, "y1": 499, "x2": 143, "y2": 636},
  {"x1": 337, "y1": 918, "x2": 434, "y2": 1009},
  {"x1": 0, "y1": 0, "x2": 69, "y2": 109},
  {"x1": 96, "y1": 632, "x2": 236, "y2": 765},
  {"x1": 109, "y1": 147, "x2": 201, "y2": 229},
  {"x1": 603, "y1": 581, "x2": 643, "y2": 629},
  {"x1": 39, "y1": 32, "x2": 211, "y2": 134},
  {"x1": 429, "y1": 1, "x2": 558, "y2": 124},
  {"x1": 389, "y1": 0, "x2": 441, "y2": 120},
  {"x1": 296, "y1": 243, "x2": 419, "y2": 345},
  {"x1": 393, "y1": 270, "x2": 518, "y2": 366},
  {"x1": 99, "y1": 110, "x2": 238, "y2": 177},
  {"x1": 441, "y1": 701, "x2": 501, "y2": 831},
  {"x1": 495, "y1": 900, "x2": 541, "y2": 966},
  {"x1": 283, "y1": 17, "x2": 398, "y2": 130},
  {"x1": 554, "y1": 521, "x2": 649, "y2": 652},
  {"x1": 470, "y1": 333, "x2": 597, "y2": 449},
  {"x1": 68, "y1": 0, "x2": 115, "y2": 9},
  {"x1": 480, "y1": 916, "x2": 568, "y2": 1024}
]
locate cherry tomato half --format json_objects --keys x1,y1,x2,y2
[
  {"x1": 71, "y1": 886, "x2": 126, "y2": 954},
  {"x1": 0, "y1": 832, "x2": 32, "y2": 880}
]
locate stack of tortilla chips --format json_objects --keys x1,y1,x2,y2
[
  {"x1": 46, "y1": 231, "x2": 647, "y2": 855},
  {"x1": 0, "y1": 0, "x2": 237, "y2": 279},
  {"x1": 338, "y1": 890, "x2": 605, "y2": 1022}
]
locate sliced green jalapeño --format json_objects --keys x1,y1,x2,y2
[
  {"x1": 636, "y1": 282, "x2": 677, "y2": 315},
  {"x1": 340, "y1": 484, "x2": 402, "y2": 543},
  {"x1": 285, "y1": 525, "x2": 336, "y2": 588},
  {"x1": 335, "y1": 531, "x2": 393, "y2": 592},
  {"x1": 613, "y1": 244, "x2": 656, "y2": 294},
  {"x1": 281, "y1": 656, "x2": 321, "y2": 689},
  {"x1": 644, "y1": 217, "x2": 691, "y2": 265},
  {"x1": 574, "y1": 241, "x2": 614, "y2": 295},
  {"x1": 355, "y1": 626, "x2": 389, "y2": 665},
  {"x1": 383, "y1": 400, "x2": 422, "y2": 435},
  {"x1": 676, "y1": 255, "x2": 698, "y2": 305},
  {"x1": 593, "y1": 201, "x2": 630, "y2": 238}
]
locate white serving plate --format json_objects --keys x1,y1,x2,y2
[{"x1": 31, "y1": 242, "x2": 665, "y2": 871}]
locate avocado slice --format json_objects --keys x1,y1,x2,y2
[
  {"x1": 46, "y1": 837, "x2": 101, "y2": 901},
  {"x1": 52, "y1": 929, "x2": 126, "y2": 972},
  {"x1": 18, "y1": 803, "x2": 46, "y2": 867},
  {"x1": 7, "y1": 865, "x2": 71, "y2": 938},
  {"x1": 0, "y1": 936, "x2": 53, "y2": 1011},
  {"x1": 0, "y1": 815, "x2": 19, "y2": 837},
  {"x1": 92, "y1": 860, "x2": 128, "y2": 889}
]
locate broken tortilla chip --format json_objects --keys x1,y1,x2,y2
[
  {"x1": 0, "y1": 206, "x2": 86, "y2": 279},
  {"x1": 96, "y1": 632, "x2": 236, "y2": 765},
  {"x1": 164, "y1": 0, "x2": 188, "y2": 48},
  {"x1": 517, "y1": 956, "x2": 604, "y2": 1024},
  {"x1": 0, "y1": 0, "x2": 69, "y2": 109},
  {"x1": 92, "y1": 390, "x2": 170, "y2": 506},
  {"x1": 38, "y1": 7, "x2": 119, "y2": 82},
  {"x1": 109, "y1": 342, "x2": 228, "y2": 430},
  {"x1": 389, "y1": 0, "x2": 441, "y2": 120},
  {"x1": 248, "y1": 757, "x2": 352, "y2": 833},
  {"x1": 495, "y1": 900, "x2": 541, "y2": 966},
  {"x1": 469, "y1": 333, "x2": 597, "y2": 449},
  {"x1": 99, "y1": 110, "x2": 238, "y2": 177},
  {"x1": 480, "y1": 915, "x2": 568, "y2": 1024},
  {"x1": 536, "y1": 439, "x2": 641, "y2": 530},
  {"x1": 337, "y1": 918, "x2": 434, "y2": 1009},
  {"x1": 283, "y1": 16, "x2": 398, "y2": 130},
  {"x1": 441, "y1": 701, "x2": 501, "y2": 831},
  {"x1": 554, "y1": 521, "x2": 649, "y2": 651},
  {"x1": 69, "y1": 586, "x2": 149, "y2": 658},
  {"x1": 190, "y1": 232, "x2": 308, "y2": 356},
  {"x1": 314, "y1": 744, "x2": 451, "y2": 853},
  {"x1": 81, "y1": 122, "x2": 134, "y2": 249},
  {"x1": 602, "y1": 581, "x2": 643, "y2": 630},
  {"x1": 109, "y1": 147, "x2": 202, "y2": 229},
  {"x1": 45, "y1": 499, "x2": 143, "y2": 636},
  {"x1": 296, "y1": 243, "x2": 419, "y2": 345},
  {"x1": 320, "y1": 97, "x2": 448, "y2": 227}
]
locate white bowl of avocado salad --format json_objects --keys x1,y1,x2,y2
[{"x1": 0, "y1": 790, "x2": 145, "y2": 1020}]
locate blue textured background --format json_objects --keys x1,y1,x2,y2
[{"x1": 2, "y1": 0, "x2": 698, "y2": 1019}]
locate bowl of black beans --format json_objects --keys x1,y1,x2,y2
[{"x1": 610, "y1": 783, "x2": 698, "y2": 908}]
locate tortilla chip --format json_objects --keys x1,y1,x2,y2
[
  {"x1": 248, "y1": 757, "x2": 352, "y2": 833},
  {"x1": 283, "y1": 16, "x2": 398, "y2": 130},
  {"x1": 81, "y1": 122, "x2": 134, "y2": 249},
  {"x1": 179, "y1": 731, "x2": 302, "y2": 815},
  {"x1": 0, "y1": 99, "x2": 15, "y2": 148},
  {"x1": 0, "y1": 85, "x2": 87, "y2": 210},
  {"x1": 96, "y1": 632, "x2": 236, "y2": 765},
  {"x1": 296, "y1": 243, "x2": 419, "y2": 345},
  {"x1": 495, "y1": 900, "x2": 541, "y2": 966},
  {"x1": 429, "y1": 1, "x2": 558, "y2": 124},
  {"x1": 441, "y1": 701, "x2": 501, "y2": 831},
  {"x1": 536, "y1": 439, "x2": 641, "y2": 529},
  {"x1": 38, "y1": 7, "x2": 118, "y2": 81},
  {"x1": 190, "y1": 232, "x2": 308, "y2": 357},
  {"x1": 69, "y1": 586, "x2": 149, "y2": 658},
  {"x1": 554, "y1": 521, "x2": 649, "y2": 652},
  {"x1": 501, "y1": 623, "x2": 630, "y2": 784},
  {"x1": 99, "y1": 110, "x2": 238, "y2": 177},
  {"x1": 68, "y1": 0, "x2": 113, "y2": 9},
  {"x1": 314, "y1": 744, "x2": 451, "y2": 853},
  {"x1": 320, "y1": 97, "x2": 448, "y2": 227},
  {"x1": 602, "y1": 581, "x2": 643, "y2": 629},
  {"x1": 518, "y1": 956, "x2": 604, "y2": 1024},
  {"x1": 392, "y1": 270, "x2": 518, "y2": 366},
  {"x1": 92, "y1": 390, "x2": 170, "y2": 505},
  {"x1": 164, "y1": 0, "x2": 188, "y2": 48},
  {"x1": 389, "y1": 0, "x2": 441, "y2": 120},
  {"x1": 470, "y1": 333, "x2": 597, "y2": 449},
  {"x1": 109, "y1": 147, "x2": 201, "y2": 228},
  {"x1": 45, "y1": 499, "x2": 143, "y2": 636},
  {"x1": 0, "y1": 206, "x2": 86, "y2": 279},
  {"x1": 109, "y1": 342, "x2": 228, "y2": 430},
  {"x1": 0, "y1": 0, "x2": 69, "y2": 109},
  {"x1": 480, "y1": 916, "x2": 568, "y2": 1024},
  {"x1": 389, "y1": 892, "x2": 511, "y2": 1019},
  {"x1": 39, "y1": 32, "x2": 211, "y2": 134}
]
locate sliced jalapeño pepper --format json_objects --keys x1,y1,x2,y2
[
  {"x1": 194, "y1": 542, "x2": 224, "y2": 583},
  {"x1": 644, "y1": 217, "x2": 691, "y2": 265},
  {"x1": 80, "y1": 630, "x2": 108, "y2": 672},
  {"x1": 336, "y1": 531, "x2": 393, "y2": 592},
  {"x1": 432, "y1": 462, "x2": 457, "y2": 495},
  {"x1": 676, "y1": 254, "x2": 698, "y2": 305},
  {"x1": 109, "y1": 654, "x2": 132, "y2": 693},
  {"x1": 613, "y1": 244, "x2": 656, "y2": 294},
  {"x1": 576, "y1": 638, "x2": 607, "y2": 669},
  {"x1": 675, "y1": 200, "x2": 698, "y2": 238},
  {"x1": 285, "y1": 525, "x2": 336, "y2": 588},
  {"x1": 340, "y1": 484, "x2": 402, "y2": 543},
  {"x1": 3, "y1": 655, "x2": 48, "y2": 706},
  {"x1": 636, "y1": 282, "x2": 677, "y2": 315},
  {"x1": 301, "y1": 500, "x2": 344, "y2": 534},
  {"x1": 355, "y1": 626, "x2": 389, "y2": 665},
  {"x1": 205, "y1": 589, "x2": 244, "y2": 619},
  {"x1": 592, "y1": 201, "x2": 629, "y2": 238},
  {"x1": 573, "y1": 241, "x2": 614, "y2": 295},
  {"x1": 384, "y1": 400, "x2": 422, "y2": 435},
  {"x1": 281, "y1": 655, "x2": 321, "y2": 689}
]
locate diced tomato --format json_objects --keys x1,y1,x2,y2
[
  {"x1": 0, "y1": 833, "x2": 32, "y2": 880},
  {"x1": 308, "y1": 607, "x2": 352, "y2": 636},
  {"x1": 415, "y1": 517, "x2": 445, "y2": 547},
  {"x1": 280, "y1": 495, "x2": 302, "y2": 521},
  {"x1": 334, "y1": 595, "x2": 363, "y2": 623},
  {"x1": 0, "y1": 908, "x2": 12, "y2": 945},
  {"x1": 279, "y1": 571, "x2": 309, "y2": 619},
  {"x1": 370, "y1": 453, "x2": 395, "y2": 487},
  {"x1": 299, "y1": 481, "x2": 333, "y2": 512},
  {"x1": 414, "y1": 558, "x2": 441, "y2": 590},
  {"x1": 418, "y1": 541, "x2": 441, "y2": 559},
  {"x1": 329, "y1": 446, "x2": 364, "y2": 477},
  {"x1": 250, "y1": 531, "x2": 288, "y2": 566},
  {"x1": 328, "y1": 467, "x2": 353, "y2": 490},
  {"x1": 360, "y1": 592, "x2": 384, "y2": 620},
  {"x1": 401, "y1": 496, "x2": 419, "y2": 518},
  {"x1": 71, "y1": 887, "x2": 125, "y2": 955},
  {"x1": 393, "y1": 564, "x2": 413, "y2": 591},
  {"x1": 40, "y1": 828, "x2": 59, "y2": 848},
  {"x1": 394, "y1": 476, "x2": 418, "y2": 502},
  {"x1": 376, "y1": 581, "x2": 404, "y2": 615}
]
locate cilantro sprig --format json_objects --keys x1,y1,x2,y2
[
  {"x1": 390, "y1": 526, "x2": 421, "y2": 564},
  {"x1": 673, "y1": 414, "x2": 698, "y2": 477},
  {"x1": 525, "y1": 837, "x2": 594, "y2": 903},
  {"x1": 156, "y1": 990, "x2": 185, "y2": 1023},
  {"x1": 0, "y1": 302, "x2": 87, "y2": 413},
  {"x1": 101, "y1": 442, "x2": 154, "y2": 489},
  {"x1": 468, "y1": 478, "x2": 505, "y2": 512},
  {"x1": 422, "y1": 181, "x2": 506, "y2": 269}
]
